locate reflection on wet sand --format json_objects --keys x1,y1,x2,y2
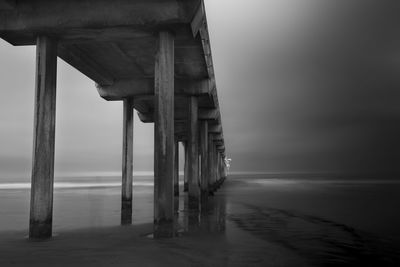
[
  {"x1": 228, "y1": 203, "x2": 400, "y2": 266},
  {"x1": 176, "y1": 194, "x2": 226, "y2": 236},
  {"x1": 143, "y1": 192, "x2": 227, "y2": 238},
  {"x1": 120, "y1": 201, "x2": 132, "y2": 225}
]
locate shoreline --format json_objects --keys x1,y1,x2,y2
[{"x1": 1, "y1": 178, "x2": 400, "y2": 266}]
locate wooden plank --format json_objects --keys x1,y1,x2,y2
[
  {"x1": 29, "y1": 36, "x2": 57, "y2": 239},
  {"x1": 121, "y1": 98, "x2": 134, "y2": 225},
  {"x1": 188, "y1": 96, "x2": 200, "y2": 209},
  {"x1": 154, "y1": 31, "x2": 175, "y2": 237}
]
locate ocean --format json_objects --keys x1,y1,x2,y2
[{"x1": 0, "y1": 173, "x2": 399, "y2": 266}]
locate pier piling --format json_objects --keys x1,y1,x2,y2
[
  {"x1": 121, "y1": 98, "x2": 134, "y2": 225},
  {"x1": 188, "y1": 97, "x2": 200, "y2": 209},
  {"x1": 153, "y1": 31, "x2": 175, "y2": 237},
  {"x1": 174, "y1": 139, "x2": 179, "y2": 197},
  {"x1": 29, "y1": 36, "x2": 58, "y2": 239},
  {"x1": 200, "y1": 121, "x2": 209, "y2": 197},
  {"x1": 183, "y1": 142, "x2": 189, "y2": 192}
]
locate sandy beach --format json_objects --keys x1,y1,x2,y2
[{"x1": 0, "y1": 175, "x2": 399, "y2": 266}]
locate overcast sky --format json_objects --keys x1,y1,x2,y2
[{"x1": 0, "y1": 0, "x2": 399, "y2": 179}]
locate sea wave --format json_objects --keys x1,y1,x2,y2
[{"x1": 0, "y1": 181, "x2": 155, "y2": 190}]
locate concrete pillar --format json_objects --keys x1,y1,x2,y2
[
  {"x1": 174, "y1": 139, "x2": 179, "y2": 197},
  {"x1": 217, "y1": 153, "x2": 221, "y2": 183},
  {"x1": 188, "y1": 96, "x2": 200, "y2": 209},
  {"x1": 214, "y1": 149, "x2": 219, "y2": 190},
  {"x1": 154, "y1": 31, "x2": 175, "y2": 236},
  {"x1": 200, "y1": 121, "x2": 208, "y2": 197},
  {"x1": 121, "y1": 98, "x2": 134, "y2": 225},
  {"x1": 218, "y1": 153, "x2": 224, "y2": 187},
  {"x1": 29, "y1": 36, "x2": 57, "y2": 239},
  {"x1": 212, "y1": 144, "x2": 218, "y2": 190},
  {"x1": 220, "y1": 154, "x2": 224, "y2": 179},
  {"x1": 208, "y1": 134, "x2": 214, "y2": 194},
  {"x1": 216, "y1": 150, "x2": 220, "y2": 183},
  {"x1": 223, "y1": 157, "x2": 228, "y2": 178},
  {"x1": 183, "y1": 141, "x2": 189, "y2": 192}
]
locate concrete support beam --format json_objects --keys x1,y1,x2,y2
[
  {"x1": 97, "y1": 79, "x2": 211, "y2": 100},
  {"x1": 220, "y1": 154, "x2": 227, "y2": 178},
  {"x1": 188, "y1": 96, "x2": 200, "y2": 209},
  {"x1": 212, "y1": 133, "x2": 223, "y2": 142},
  {"x1": 200, "y1": 120, "x2": 208, "y2": 197},
  {"x1": 191, "y1": 1, "x2": 214, "y2": 78},
  {"x1": 216, "y1": 145, "x2": 225, "y2": 151},
  {"x1": 215, "y1": 152, "x2": 219, "y2": 185},
  {"x1": 137, "y1": 108, "x2": 218, "y2": 123},
  {"x1": 175, "y1": 122, "x2": 187, "y2": 135},
  {"x1": 29, "y1": 36, "x2": 57, "y2": 239},
  {"x1": 121, "y1": 98, "x2": 134, "y2": 225},
  {"x1": 208, "y1": 124, "x2": 222, "y2": 134},
  {"x1": 217, "y1": 153, "x2": 221, "y2": 181},
  {"x1": 0, "y1": 1, "x2": 193, "y2": 41},
  {"x1": 154, "y1": 31, "x2": 174, "y2": 236},
  {"x1": 213, "y1": 146, "x2": 218, "y2": 187},
  {"x1": 174, "y1": 139, "x2": 179, "y2": 197},
  {"x1": 183, "y1": 141, "x2": 189, "y2": 192},
  {"x1": 59, "y1": 45, "x2": 115, "y2": 86},
  {"x1": 208, "y1": 134, "x2": 214, "y2": 194},
  {"x1": 198, "y1": 108, "x2": 219, "y2": 121}
]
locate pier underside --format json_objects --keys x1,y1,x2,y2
[{"x1": 0, "y1": 0, "x2": 227, "y2": 239}]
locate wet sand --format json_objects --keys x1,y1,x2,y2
[{"x1": 0, "y1": 175, "x2": 399, "y2": 266}]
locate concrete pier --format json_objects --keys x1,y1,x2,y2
[
  {"x1": 188, "y1": 97, "x2": 200, "y2": 209},
  {"x1": 121, "y1": 98, "x2": 134, "y2": 225},
  {"x1": 153, "y1": 31, "x2": 175, "y2": 236},
  {"x1": 200, "y1": 121, "x2": 209, "y2": 197},
  {"x1": 0, "y1": 0, "x2": 227, "y2": 239},
  {"x1": 29, "y1": 36, "x2": 57, "y2": 239},
  {"x1": 208, "y1": 137, "x2": 216, "y2": 194},
  {"x1": 174, "y1": 139, "x2": 179, "y2": 197},
  {"x1": 184, "y1": 142, "x2": 189, "y2": 192}
]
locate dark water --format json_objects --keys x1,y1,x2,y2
[{"x1": 0, "y1": 174, "x2": 400, "y2": 266}]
